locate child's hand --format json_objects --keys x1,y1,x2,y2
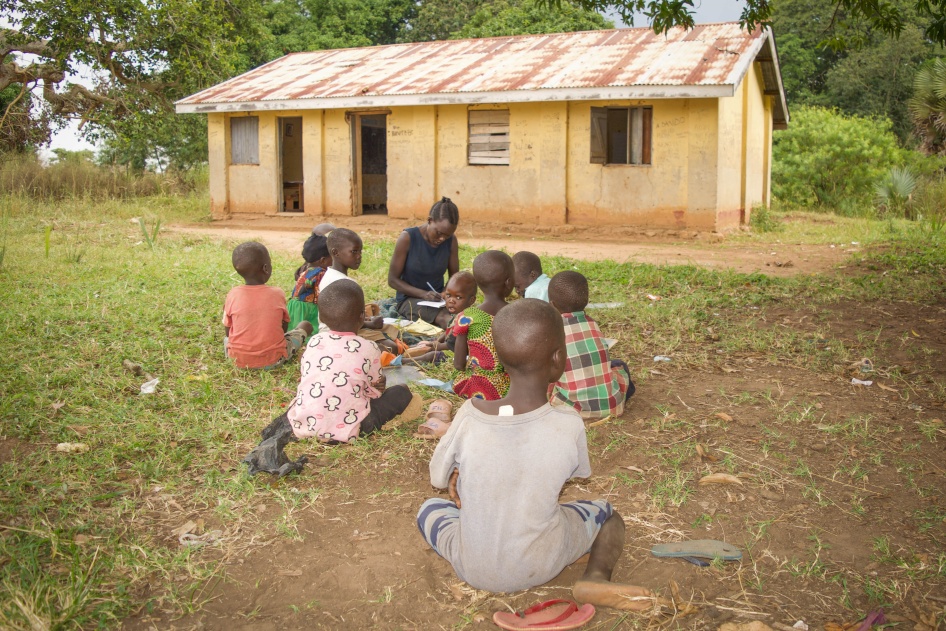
[
  {"x1": 371, "y1": 373, "x2": 386, "y2": 392},
  {"x1": 364, "y1": 315, "x2": 383, "y2": 329},
  {"x1": 448, "y1": 468, "x2": 461, "y2": 508}
]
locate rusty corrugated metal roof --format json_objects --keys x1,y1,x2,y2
[{"x1": 177, "y1": 22, "x2": 787, "y2": 125}]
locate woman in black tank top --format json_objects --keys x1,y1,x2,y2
[{"x1": 387, "y1": 198, "x2": 460, "y2": 328}]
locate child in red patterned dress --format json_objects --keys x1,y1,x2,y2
[{"x1": 451, "y1": 250, "x2": 514, "y2": 401}]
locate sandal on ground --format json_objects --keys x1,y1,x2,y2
[
  {"x1": 413, "y1": 399, "x2": 453, "y2": 439},
  {"x1": 651, "y1": 539, "x2": 742, "y2": 562},
  {"x1": 404, "y1": 343, "x2": 435, "y2": 358},
  {"x1": 493, "y1": 599, "x2": 596, "y2": 631}
]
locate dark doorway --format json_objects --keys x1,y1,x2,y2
[
  {"x1": 279, "y1": 117, "x2": 303, "y2": 212},
  {"x1": 352, "y1": 114, "x2": 387, "y2": 215}
]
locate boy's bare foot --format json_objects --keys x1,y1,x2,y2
[{"x1": 572, "y1": 580, "x2": 656, "y2": 611}]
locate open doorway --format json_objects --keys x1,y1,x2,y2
[
  {"x1": 279, "y1": 117, "x2": 303, "y2": 213},
  {"x1": 351, "y1": 113, "x2": 387, "y2": 215}
]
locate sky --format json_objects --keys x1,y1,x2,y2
[
  {"x1": 48, "y1": 1, "x2": 747, "y2": 155},
  {"x1": 613, "y1": 1, "x2": 745, "y2": 27}
]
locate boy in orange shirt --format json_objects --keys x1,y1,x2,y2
[{"x1": 223, "y1": 242, "x2": 313, "y2": 369}]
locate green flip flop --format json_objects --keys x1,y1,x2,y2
[{"x1": 651, "y1": 539, "x2": 742, "y2": 563}]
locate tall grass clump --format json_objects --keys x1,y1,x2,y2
[
  {"x1": 750, "y1": 204, "x2": 782, "y2": 233},
  {"x1": 0, "y1": 154, "x2": 204, "y2": 200},
  {"x1": 914, "y1": 175, "x2": 946, "y2": 233}
]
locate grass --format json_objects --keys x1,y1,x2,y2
[{"x1": 1, "y1": 194, "x2": 945, "y2": 626}]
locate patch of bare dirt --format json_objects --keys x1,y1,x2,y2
[
  {"x1": 122, "y1": 298, "x2": 946, "y2": 631},
  {"x1": 0, "y1": 437, "x2": 32, "y2": 464},
  {"x1": 169, "y1": 213, "x2": 851, "y2": 277}
]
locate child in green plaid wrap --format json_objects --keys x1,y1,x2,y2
[{"x1": 547, "y1": 271, "x2": 634, "y2": 420}]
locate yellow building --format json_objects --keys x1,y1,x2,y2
[{"x1": 177, "y1": 23, "x2": 788, "y2": 232}]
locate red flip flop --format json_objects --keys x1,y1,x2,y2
[{"x1": 493, "y1": 599, "x2": 595, "y2": 631}]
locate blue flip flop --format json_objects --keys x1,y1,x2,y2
[{"x1": 651, "y1": 539, "x2": 742, "y2": 565}]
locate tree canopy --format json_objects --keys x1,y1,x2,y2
[
  {"x1": 546, "y1": 0, "x2": 946, "y2": 48},
  {"x1": 0, "y1": 0, "x2": 614, "y2": 163},
  {"x1": 4, "y1": 0, "x2": 944, "y2": 165}
]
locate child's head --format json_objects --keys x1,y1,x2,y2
[
  {"x1": 493, "y1": 298, "x2": 566, "y2": 382},
  {"x1": 326, "y1": 228, "x2": 363, "y2": 271},
  {"x1": 472, "y1": 250, "x2": 514, "y2": 299},
  {"x1": 426, "y1": 197, "x2": 459, "y2": 247},
  {"x1": 301, "y1": 234, "x2": 331, "y2": 269},
  {"x1": 512, "y1": 251, "x2": 544, "y2": 298},
  {"x1": 232, "y1": 241, "x2": 272, "y2": 285},
  {"x1": 548, "y1": 271, "x2": 589, "y2": 314},
  {"x1": 318, "y1": 279, "x2": 365, "y2": 333},
  {"x1": 443, "y1": 271, "x2": 477, "y2": 315},
  {"x1": 311, "y1": 222, "x2": 336, "y2": 236}
]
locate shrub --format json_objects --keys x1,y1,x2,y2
[
  {"x1": 875, "y1": 166, "x2": 918, "y2": 219},
  {"x1": 773, "y1": 106, "x2": 905, "y2": 214}
]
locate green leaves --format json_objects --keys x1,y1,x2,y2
[
  {"x1": 909, "y1": 58, "x2": 946, "y2": 155},
  {"x1": 540, "y1": 0, "x2": 946, "y2": 47},
  {"x1": 772, "y1": 106, "x2": 906, "y2": 213},
  {"x1": 451, "y1": 0, "x2": 612, "y2": 39}
]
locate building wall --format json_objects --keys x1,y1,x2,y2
[
  {"x1": 207, "y1": 113, "x2": 229, "y2": 219},
  {"x1": 302, "y1": 111, "x2": 323, "y2": 215},
  {"x1": 207, "y1": 75, "x2": 774, "y2": 231},
  {"x1": 742, "y1": 63, "x2": 768, "y2": 224},
  {"x1": 321, "y1": 110, "x2": 353, "y2": 216},
  {"x1": 226, "y1": 113, "x2": 279, "y2": 214},
  {"x1": 716, "y1": 80, "x2": 744, "y2": 230},
  {"x1": 387, "y1": 106, "x2": 438, "y2": 220},
  {"x1": 434, "y1": 103, "x2": 568, "y2": 224},
  {"x1": 716, "y1": 61, "x2": 772, "y2": 230},
  {"x1": 685, "y1": 99, "x2": 722, "y2": 230}
]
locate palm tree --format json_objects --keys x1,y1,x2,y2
[{"x1": 909, "y1": 58, "x2": 946, "y2": 155}]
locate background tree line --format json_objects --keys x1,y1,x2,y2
[{"x1": 1, "y1": 0, "x2": 944, "y2": 219}]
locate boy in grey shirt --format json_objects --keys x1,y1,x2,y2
[{"x1": 417, "y1": 299, "x2": 655, "y2": 610}]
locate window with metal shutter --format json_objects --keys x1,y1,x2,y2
[
  {"x1": 468, "y1": 110, "x2": 510, "y2": 165},
  {"x1": 231, "y1": 116, "x2": 259, "y2": 165}
]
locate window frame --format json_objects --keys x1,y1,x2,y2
[
  {"x1": 230, "y1": 116, "x2": 260, "y2": 166},
  {"x1": 468, "y1": 109, "x2": 510, "y2": 166},
  {"x1": 590, "y1": 106, "x2": 652, "y2": 166}
]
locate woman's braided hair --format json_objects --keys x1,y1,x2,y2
[{"x1": 429, "y1": 196, "x2": 459, "y2": 225}]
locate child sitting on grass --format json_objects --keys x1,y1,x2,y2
[
  {"x1": 407, "y1": 271, "x2": 477, "y2": 365},
  {"x1": 294, "y1": 222, "x2": 336, "y2": 280},
  {"x1": 417, "y1": 298, "x2": 655, "y2": 609},
  {"x1": 512, "y1": 250, "x2": 551, "y2": 301},
  {"x1": 223, "y1": 241, "x2": 313, "y2": 370},
  {"x1": 288, "y1": 279, "x2": 413, "y2": 442},
  {"x1": 451, "y1": 250, "x2": 514, "y2": 401},
  {"x1": 319, "y1": 228, "x2": 399, "y2": 352},
  {"x1": 548, "y1": 271, "x2": 634, "y2": 420},
  {"x1": 243, "y1": 280, "x2": 415, "y2": 475},
  {"x1": 287, "y1": 233, "x2": 331, "y2": 333}
]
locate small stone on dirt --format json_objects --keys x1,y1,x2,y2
[
  {"x1": 810, "y1": 442, "x2": 828, "y2": 452},
  {"x1": 719, "y1": 622, "x2": 775, "y2": 631},
  {"x1": 760, "y1": 488, "x2": 784, "y2": 502}
]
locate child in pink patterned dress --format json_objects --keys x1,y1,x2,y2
[{"x1": 288, "y1": 279, "x2": 412, "y2": 443}]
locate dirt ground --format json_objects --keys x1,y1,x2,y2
[
  {"x1": 169, "y1": 213, "x2": 851, "y2": 277},
  {"x1": 122, "y1": 218, "x2": 945, "y2": 631}
]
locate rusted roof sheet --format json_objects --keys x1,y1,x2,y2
[{"x1": 177, "y1": 22, "x2": 787, "y2": 125}]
